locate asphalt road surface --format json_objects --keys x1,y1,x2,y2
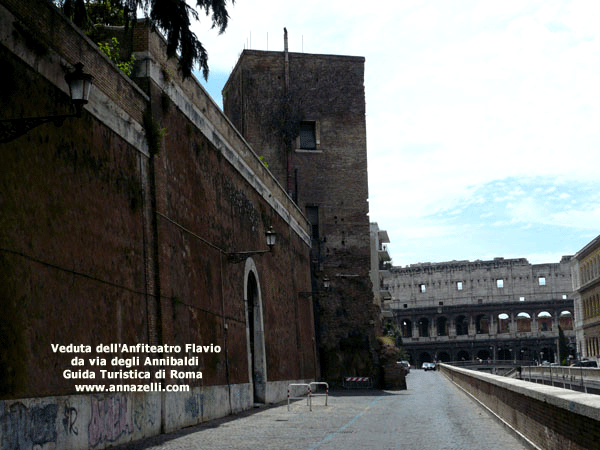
[{"x1": 121, "y1": 370, "x2": 531, "y2": 450}]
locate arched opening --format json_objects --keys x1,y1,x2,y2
[
  {"x1": 498, "y1": 347, "x2": 512, "y2": 361},
  {"x1": 245, "y1": 262, "x2": 267, "y2": 404},
  {"x1": 400, "y1": 319, "x2": 412, "y2": 338},
  {"x1": 518, "y1": 346, "x2": 531, "y2": 362},
  {"x1": 437, "y1": 351, "x2": 451, "y2": 363},
  {"x1": 538, "y1": 311, "x2": 552, "y2": 332},
  {"x1": 497, "y1": 313, "x2": 510, "y2": 334},
  {"x1": 516, "y1": 312, "x2": 532, "y2": 332},
  {"x1": 539, "y1": 347, "x2": 554, "y2": 364},
  {"x1": 419, "y1": 352, "x2": 433, "y2": 365},
  {"x1": 455, "y1": 315, "x2": 469, "y2": 336},
  {"x1": 477, "y1": 349, "x2": 491, "y2": 361},
  {"x1": 437, "y1": 316, "x2": 448, "y2": 336},
  {"x1": 559, "y1": 311, "x2": 573, "y2": 330},
  {"x1": 475, "y1": 314, "x2": 489, "y2": 334},
  {"x1": 418, "y1": 318, "x2": 429, "y2": 337},
  {"x1": 456, "y1": 350, "x2": 470, "y2": 362}
]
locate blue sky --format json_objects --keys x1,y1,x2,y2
[{"x1": 191, "y1": 0, "x2": 600, "y2": 267}]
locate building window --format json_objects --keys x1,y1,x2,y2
[
  {"x1": 562, "y1": 294, "x2": 567, "y2": 299},
  {"x1": 497, "y1": 279, "x2": 504, "y2": 288},
  {"x1": 419, "y1": 284, "x2": 426, "y2": 293},
  {"x1": 457, "y1": 281, "x2": 463, "y2": 290},
  {"x1": 478, "y1": 298, "x2": 483, "y2": 304},
  {"x1": 538, "y1": 276, "x2": 546, "y2": 286},
  {"x1": 519, "y1": 296, "x2": 525, "y2": 301},
  {"x1": 403, "y1": 304, "x2": 408, "y2": 308},
  {"x1": 298, "y1": 121, "x2": 319, "y2": 150}
]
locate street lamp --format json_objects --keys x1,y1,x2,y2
[
  {"x1": 64, "y1": 63, "x2": 94, "y2": 117},
  {"x1": 0, "y1": 63, "x2": 93, "y2": 143},
  {"x1": 227, "y1": 226, "x2": 277, "y2": 263},
  {"x1": 265, "y1": 226, "x2": 276, "y2": 250}
]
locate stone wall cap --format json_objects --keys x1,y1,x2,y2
[{"x1": 441, "y1": 363, "x2": 600, "y2": 421}]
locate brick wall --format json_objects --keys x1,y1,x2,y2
[{"x1": 1, "y1": 3, "x2": 317, "y2": 447}]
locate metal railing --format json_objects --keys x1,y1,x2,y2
[{"x1": 309, "y1": 382, "x2": 329, "y2": 406}]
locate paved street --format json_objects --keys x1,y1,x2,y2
[{"x1": 121, "y1": 370, "x2": 531, "y2": 450}]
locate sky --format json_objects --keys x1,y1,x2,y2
[{"x1": 189, "y1": 0, "x2": 600, "y2": 268}]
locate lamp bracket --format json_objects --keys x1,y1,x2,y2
[
  {"x1": 0, "y1": 113, "x2": 77, "y2": 143},
  {"x1": 226, "y1": 249, "x2": 270, "y2": 264}
]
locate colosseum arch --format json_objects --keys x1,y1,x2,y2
[
  {"x1": 418, "y1": 318, "x2": 429, "y2": 337},
  {"x1": 559, "y1": 310, "x2": 573, "y2": 330},
  {"x1": 516, "y1": 312, "x2": 532, "y2": 332},
  {"x1": 497, "y1": 312, "x2": 510, "y2": 334},
  {"x1": 475, "y1": 314, "x2": 489, "y2": 334},
  {"x1": 400, "y1": 319, "x2": 412, "y2": 338},
  {"x1": 436, "y1": 316, "x2": 448, "y2": 336},
  {"x1": 455, "y1": 315, "x2": 469, "y2": 336},
  {"x1": 537, "y1": 311, "x2": 553, "y2": 332}
]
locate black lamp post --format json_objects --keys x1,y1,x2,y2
[{"x1": 0, "y1": 63, "x2": 93, "y2": 143}]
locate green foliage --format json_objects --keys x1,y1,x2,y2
[
  {"x1": 259, "y1": 155, "x2": 269, "y2": 169},
  {"x1": 377, "y1": 336, "x2": 395, "y2": 347},
  {"x1": 558, "y1": 325, "x2": 570, "y2": 365},
  {"x1": 55, "y1": 0, "x2": 234, "y2": 79},
  {"x1": 143, "y1": 109, "x2": 167, "y2": 156},
  {"x1": 86, "y1": 0, "x2": 126, "y2": 26},
  {"x1": 97, "y1": 37, "x2": 135, "y2": 75},
  {"x1": 384, "y1": 320, "x2": 404, "y2": 348}
]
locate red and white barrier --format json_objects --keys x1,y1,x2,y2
[
  {"x1": 287, "y1": 383, "x2": 312, "y2": 411},
  {"x1": 343, "y1": 376, "x2": 372, "y2": 389}
]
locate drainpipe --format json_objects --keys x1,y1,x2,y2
[{"x1": 284, "y1": 28, "x2": 293, "y2": 197}]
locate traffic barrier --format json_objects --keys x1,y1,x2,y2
[
  {"x1": 287, "y1": 383, "x2": 312, "y2": 411},
  {"x1": 309, "y1": 382, "x2": 329, "y2": 406},
  {"x1": 343, "y1": 376, "x2": 372, "y2": 389}
]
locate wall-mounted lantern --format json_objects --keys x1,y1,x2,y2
[
  {"x1": 64, "y1": 63, "x2": 94, "y2": 117},
  {"x1": 265, "y1": 226, "x2": 276, "y2": 249},
  {"x1": 0, "y1": 62, "x2": 93, "y2": 143},
  {"x1": 227, "y1": 226, "x2": 277, "y2": 263}
]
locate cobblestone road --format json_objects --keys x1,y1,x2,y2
[{"x1": 120, "y1": 370, "x2": 531, "y2": 450}]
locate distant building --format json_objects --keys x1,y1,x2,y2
[
  {"x1": 571, "y1": 235, "x2": 600, "y2": 363},
  {"x1": 370, "y1": 223, "x2": 392, "y2": 315},
  {"x1": 384, "y1": 257, "x2": 575, "y2": 366},
  {"x1": 223, "y1": 32, "x2": 381, "y2": 383}
]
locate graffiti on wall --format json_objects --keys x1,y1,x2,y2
[
  {"x1": 0, "y1": 402, "x2": 58, "y2": 450},
  {"x1": 62, "y1": 400, "x2": 79, "y2": 436},
  {"x1": 88, "y1": 394, "x2": 133, "y2": 447}
]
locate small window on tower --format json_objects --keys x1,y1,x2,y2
[{"x1": 298, "y1": 121, "x2": 319, "y2": 150}]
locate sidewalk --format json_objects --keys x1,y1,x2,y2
[{"x1": 115, "y1": 371, "x2": 532, "y2": 450}]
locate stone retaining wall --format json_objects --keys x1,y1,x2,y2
[{"x1": 439, "y1": 363, "x2": 600, "y2": 450}]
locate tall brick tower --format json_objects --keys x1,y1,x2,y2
[{"x1": 223, "y1": 30, "x2": 381, "y2": 384}]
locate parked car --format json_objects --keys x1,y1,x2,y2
[
  {"x1": 571, "y1": 360, "x2": 598, "y2": 368},
  {"x1": 397, "y1": 360, "x2": 411, "y2": 374},
  {"x1": 422, "y1": 362, "x2": 436, "y2": 371}
]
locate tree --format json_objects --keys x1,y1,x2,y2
[
  {"x1": 383, "y1": 320, "x2": 403, "y2": 348},
  {"x1": 558, "y1": 325, "x2": 570, "y2": 365},
  {"x1": 56, "y1": 0, "x2": 233, "y2": 79}
]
